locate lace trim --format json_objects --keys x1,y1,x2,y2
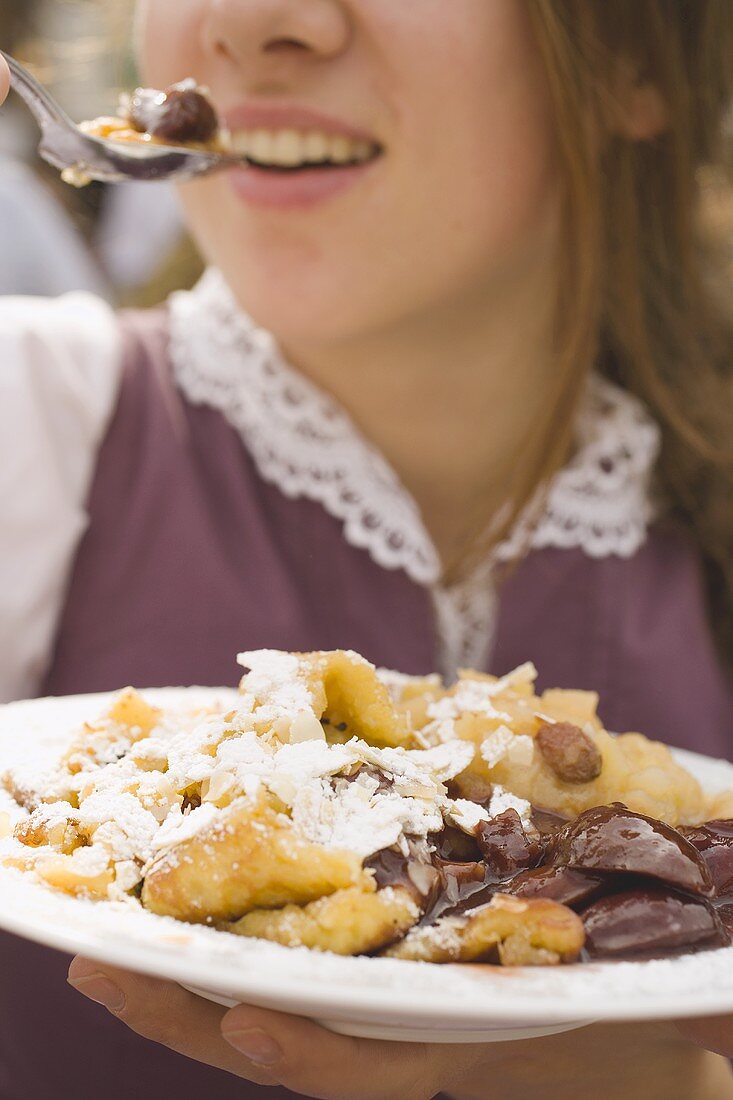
[
  {"x1": 169, "y1": 270, "x2": 439, "y2": 586},
  {"x1": 494, "y1": 376, "x2": 660, "y2": 564},
  {"x1": 168, "y1": 270, "x2": 661, "y2": 680}
]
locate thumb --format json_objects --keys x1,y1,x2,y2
[
  {"x1": 673, "y1": 1016, "x2": 733, "y2": 1059},
  {"x1": 221, "y1": 1004, "x2": 489, "y2": 1100},
  {"x1": 0, "y1": 54, "x2": 9, "y2": 106}
]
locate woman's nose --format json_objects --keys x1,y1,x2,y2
[{"x1": 204, "y1": 0, "x2": 351, "y2": 69}]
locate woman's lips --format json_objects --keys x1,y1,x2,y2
[
  {"x1": 222, "y1": 102, "x2": 382, "y2": 210},
  {"x1": 228, "y1": 159, "x2": 379, "y2": 210},
  {"x1": 222, "y1": 103, "x2": 379, "y2": 145}
]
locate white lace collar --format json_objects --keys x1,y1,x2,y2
[{"x1": 168, "y1": 270, "x2": 660, "y2": 677}]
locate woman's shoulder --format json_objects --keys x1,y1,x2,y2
[
  {"x1": 0, "y1": 292, "x2": 125, "y2": 703},
  {"x1": 0, "y1": 289, "x2": 123, "y2": 408},
  {"x1": 0, "y1": 290, "x2": 128, "y2": 502},
  {"x1": 0, "y1": 290, "x2": 189, "y2": 449}
]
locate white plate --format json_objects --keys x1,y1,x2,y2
[{"x1": 0, "y1": 688, "x2": 732, "y2": 1044}]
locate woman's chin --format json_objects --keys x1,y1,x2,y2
[{"x1": 218, "y1": 278, "x2": 380, "y2": 350}]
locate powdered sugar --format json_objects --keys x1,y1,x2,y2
[
  {"x1": 2, "y1": 658, "x2": 480, "y2": 884},
  {"x1": 481, "y1": 727, "x2": 534, "y2": 768},
  {"x1": 153, "y1": 802, "x2": 221, "y2": 854},
  {"x1": 376, "y1": 668, "x2": 441, "y2": 703},
  {"x1": 236, "y1": 649, "x2": 317, "y2": 734},
  {"x1": 430, "y1": 681, "x2": 511, "y2": 723},
  {"x1": 289, "y1": 773, "x2": 442, "y2": 858},
  {"x1": 421, "y1": 678, "x2": 513, "y2": 745},
  {"x1": 481, "y1": 726, "x2": 516, "y2": 767},
  {"x1": 445, "y1": 799, "x2": 490, "y2": 833},
  {"x1": 441, "y1": 787, "x2": 534, "y2": 835},
  {"x1": 487, "y1": 786, "x2": 535, "y2": 833},
  {"x1": 79, "y1": 790, "x2": 160, "y2": 863}
]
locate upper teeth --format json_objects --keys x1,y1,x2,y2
[{"x1": 230, "y1": 129, "x2": 376, "y2": 167}]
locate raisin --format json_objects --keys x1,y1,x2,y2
[
  {"x1": 536, "y1": 721, "x2": 602, "y2": 784},
  {"x1": 129, "y1": 85, "x2": 219, "y2": 145}
]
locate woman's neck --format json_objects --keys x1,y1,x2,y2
[{"x1": 281, "y1": 255, "x2": 561, "y2": 570}]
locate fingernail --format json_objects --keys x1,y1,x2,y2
[
  {"x1": 223, "y1": 1027, "x2": 283, "y2": 1066},
  {"x1": 67, "y1": 975, "x2": 126, "y2": 1014}
]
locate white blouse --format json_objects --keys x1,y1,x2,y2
[
  {"x1": 0, "y1": 271, "x2": 661, "y2": 703},
  {"x1": 0, "y1": 292, "x2": 122, "y2": 702}
]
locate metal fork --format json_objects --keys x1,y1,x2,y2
[{"x1": 1, "y1": 51, "x2": 238, "y2": 184}]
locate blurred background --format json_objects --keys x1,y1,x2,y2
[{"x1": 0, "y1": 0, "x2": 204, "y2": 304}]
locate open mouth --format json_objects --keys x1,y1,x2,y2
[{"x1": 230, "y1": 129, "x2": 382, "y2": 172}]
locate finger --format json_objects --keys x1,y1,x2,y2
[
  {"x1": 221, "y1": 1004, "x2": 488, "y2": 1100},
  {"x1": 67, "y1": 958, "x2": 276, "y2": 1085},
  {"x1": 0, "y1": 55, "x2": 9, "y2": 105},
  {"x1": 673, "y1": 1015, "x2": 733, "y2": 1059}
]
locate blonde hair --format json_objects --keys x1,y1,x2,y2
[{"x1": 505, "y1": 0, "x2": 733, "y2": 662}]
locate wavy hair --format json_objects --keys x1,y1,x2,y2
[{"x1": 517, "y1": 1, "x2": 733, "y2": 663}]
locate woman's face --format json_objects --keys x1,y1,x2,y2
[{"x1": 137, "y1": 0, "x2": 559, "y2": 349}]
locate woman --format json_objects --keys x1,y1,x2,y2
[{"x1": 0, "y1": 2, "x2": 732, "y2": 1096}]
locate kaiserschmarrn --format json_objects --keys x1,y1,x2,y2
[{"x1": 5, "y1": 649, "x2": 733, "y2": 965}]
